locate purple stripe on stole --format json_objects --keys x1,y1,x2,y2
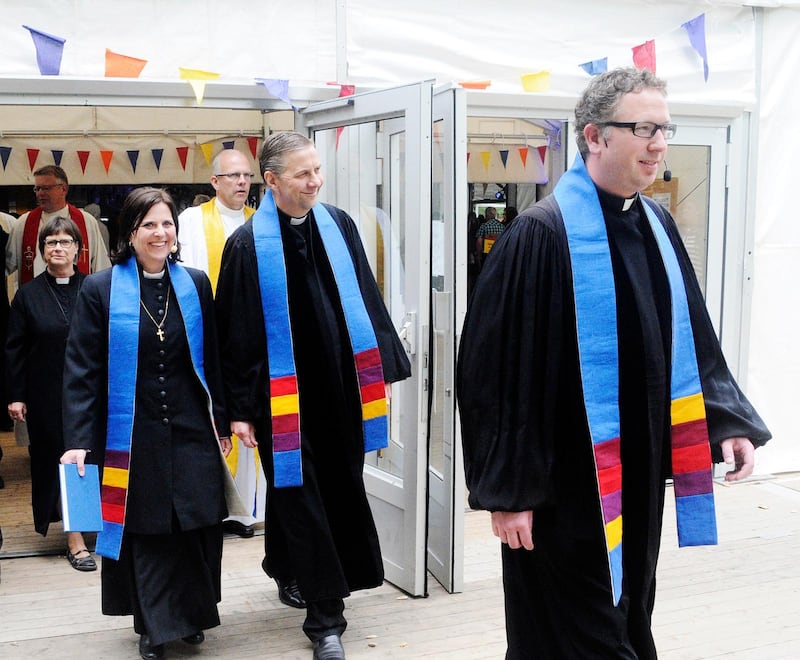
[
  {"x1": 358, "y1": 364, "x2": 383, "y2": 386},
  {"x1": 273, "y1": 431, "x2": 300, "y2": 452},
  {"x1": 104, "y1": 449, "x2": 130, "y2": 469},
  {"x1": 601, "y1": 490, "x2": 622, "y2": 523},
  {"x1": 673, "y1": 468, "x2": 713, "y2": 498}
]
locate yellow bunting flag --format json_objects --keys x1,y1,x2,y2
[
  {"x1": 179, "y1": 67, "x2": 221, "y2": 105},
  {"x1": 200, "y1": 142, "x2": 214, "y2": 166},
  {"x1": 105, "y1": 49, "x2": 147, "y2": 78},
  {"x1": 480, "y1": 151, "x2": 491, "y2": 172},
  {"x1": 521, "y1": 71, "x2": 551, "y2": 92}
]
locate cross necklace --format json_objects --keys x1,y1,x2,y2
[{"x1": 140, "y1": 284, "x2": 170, "y2": 342}]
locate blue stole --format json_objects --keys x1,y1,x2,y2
[
  {"x1": 555, "y1": 155, "x2": 716, "y2": 605},
  {"x1": 97, "y1": 259, "x2": 213, "y2": 560},
  {"x1": 252, "y1": 191, "x2": 389, "y2": 488}
]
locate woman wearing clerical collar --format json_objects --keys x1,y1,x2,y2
[
  {"x1": 6, "y1": 216, "x2": 91, "y2": 570},
  {"x1": 60, "y1": 187, "x2": 238, "y2": 660}
]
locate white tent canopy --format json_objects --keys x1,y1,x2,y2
[{"x1": 0, "y1": 0, "x2": 797, "y2": 474}]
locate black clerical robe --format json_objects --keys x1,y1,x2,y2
[
  {"x1": 5, "y1": 271, "x2": 85, "y2": 535},
  {"x1": 457, "y1": 189, "x2": 770, "y2": 659},
  {"x1": 215, "y1": 204, "x2": 410, "y2": 603}
]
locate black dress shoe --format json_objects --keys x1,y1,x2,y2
[
  {"x1": 313, "y1": 634, "x2": 345, "y2": 660},
  {"x1": 222, "y1": 519, "x2": 255, "y2": 538},
  {"x1": 275, "y1": 577, "x2": 306, "y2": 609},
  {"x1": 181, "y1": 631, "x2": 204, "y2": 645},
  {"x1": 138, "y1": 635, "x2": 164, "y2": 660}
]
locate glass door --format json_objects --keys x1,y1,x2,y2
[{"x1": 297, "y1": 81, "x2": 433, "y2": 596}]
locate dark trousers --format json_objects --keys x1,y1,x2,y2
[{"x1": 303, "y1": 597, "x2": 347, "y2": 642}]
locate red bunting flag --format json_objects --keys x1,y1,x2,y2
[
  {"x1": 100, "y1": 150, "x2": 114, "y2": 173},
  {"x1": 176, "y1": 146, "x2": 189, "y2": 170},
  {"x1": 632, "y1": 40, "x2": 656, "y2": 74},
  {"x1": 537, "y1": 145, "x2": 547, "y2": 166},
  {"x1": 247, "y1": 136, "x2": 259, "y2": 159},
  {"x1": 26, "y1": 148, "x2": 40, "y2": 171},
  {"x1": 77, "y1": 151, "x2": 90, "y2": 173}
]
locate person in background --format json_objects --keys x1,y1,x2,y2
[
  {"x1": 6, "y1": 217, "x2": 92, "y2": 568},
  {"x1": 192, "y1": 194, "x2": 212, "y2": 206},
  {"x1": 501, "y1": 205, "x2": 518, "y2": 227},
  {"x1": 60, "y1": 187, "x2": 237, "y2": 660},
  {"x1": 457, "y1": 67, "x2": 771, "y2": 659},
  {"x1": 6, "y1": 166, "x2": 110, "y2": 284},
  {"x1": 474, "y1": 206, "x2": 505, "y2": 270},
  {"x1": 83, "y1": 203, "x2": 111, "y2": 253},
  {"x1": 0, "y1": 215, "x2": 11, "y2": 478},
  {"x1": 178, "y1": 148, "x2": 261, "y2": 539},
  {"x1": 215, "y1": 132, "x2": 411, "y2": 660}
]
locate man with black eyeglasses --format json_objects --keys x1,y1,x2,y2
[
  {"x1": 6, "y1": 165, "x2": 110, "y2": 285},
  {"x1": 178, "y1": 147, "x2": 262, "y2": 540},
  {"x1": 458, "y1": 67, "x2": 770, "y2": 658}
]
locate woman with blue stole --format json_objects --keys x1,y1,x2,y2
[{"x1": 60, "y1": 187, "x2": 234, "y2": 660}]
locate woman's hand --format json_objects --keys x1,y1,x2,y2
[
  {"x1": 60, "y1": 449, "x2": 88, "y2": 476},
  {"x1": 8, "y1": 401, "x2": 26, "y2": 422},
  {"x1": 219, "y1": 436, "x2": 232, "y2": 457}
]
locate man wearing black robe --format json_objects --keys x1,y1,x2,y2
[
  {"x1": 457, "y1": 68, "x2": 770, "y2": 659},
  {"x1": 215, "y1": 132, "x2": 410, "y2": 660}
]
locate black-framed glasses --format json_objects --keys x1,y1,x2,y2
[
  {"x1": 600, "y1": 121, "x2": 677, "y2": 140},
  {"x1": 44, "y1": 238, "x2": 76, "y2": 248},
  {"x1": 214, "y1": 172, "x2": 255, "y2": 181},
  {"x1": 33, "y1": 184, "x2": 65, "y2": 193}
]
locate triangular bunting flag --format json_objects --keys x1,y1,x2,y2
[
  {"x1": 0, "y1": 146, "x2": 11, "y2": 170},
  {"x1": 222, "y1": 140, "x2": 235, "y2": 151},
  {"x1": 579, "y1": 58, "x2": 608, "y2": 76},
  {"x1": 632, "y1": 40, "x2": 656, "y2": 73},
  {"x1": 255, "y1": 78, "x2": 296, "y2": 109},
  {"x1": 466, "y1": 152, "x2": 471, "y2": 165},
  {"x1": 179, "y1": 67, "x2": 220, "y2": 105},
  {"x1": 127, "y1": 150, "x2": 140, "y2": 173},
  {"x1": 100, "y1": 150, "x2": 113, "y2": 173},
  {"x1": 247, "y1": 136, "x2": 259, "y2": 159},
  {"x1": 51, "y1": 149, "x2": 63, "y2": 166},
  {"x1": 682, "y1": 13, "x2": 709, "y2": 82},
  {"x1": 151, "y1": 148, "x2": 164, "y2": 171},
  {"x1": 26, "y1": 148, "x2": 40, "y2": 171},
  {"x1": 22, "y1": 25, "x2": 65, "y2": 76},
  {"x1": 176, "y1": 146, "x2": 189, "y2": 170},
  {"x1": 77, "y1": 151, "x2": 90, "y2": 174},
  {"x1": 521, "y1": 71, "x2": 550, "y2": 92},
  {"x1": 537, "y1": 145, "x2": 547, "y2": 166},
  {"x1": 499, "y1": 150, "x2": 509, "y2": 168},
  {"x1": 480, "y1": 151, "x2": 491, "y2": 172},
  {"x1": 105, "y1": 49, "x2": 147, "y2": 78},
  {"x1": 332, "y1": 83, "x2": 356, "y2": 150},
  {"x1": 200, "y1": 143, "x2": 214, "y2": 166},
  {"x1": 518, "y1": 148, "x2": 528, "y2": 168}
]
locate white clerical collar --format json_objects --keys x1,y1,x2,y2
[
  {"x1": 215, "y1": 199, "x2": 246, "y2": 218},
  {"x1": 290, "y1": 214, "x2": 308, "y2": 226},
  {"x1": 622, "y1": 195, "x2": 637, "y2": 212},
  {"x1": 55, "y1": 276, "x2": 70, "y2": 284},
  {"x1": 142, "y1": 268, "x2": 166, "y2": 279}
]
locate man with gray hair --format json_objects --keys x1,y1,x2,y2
[
  {"x1": 458, "y1": 68, "x2": 770, "y2": 658},
  {"x1": 215, "y1": 132, "x2": 410, "y2": 660}
]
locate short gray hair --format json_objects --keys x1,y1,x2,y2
[{"x1": 574, "y1": 67, "x2": 667, "y2": 158}]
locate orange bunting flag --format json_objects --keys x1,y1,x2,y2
[
  {"x1": 200, "y1": 142, "x2": 214, "y2": 166},
  {"x1": 179, "y1": 67, "x2": 221, "y2": 105},
  {"x1": 247, "y1": 136, "x2": 259, "y2": 159},
  {"x1": 101, "y1": 150, "x2": 114, "y2": 173},
  {"x1": 176, "y1": 146, "x2": 189, "y2": 170},
  {"x1": 632, "y1": 40, "x2": 656, "y2": 74},
  {"x1": 26, "y1": 148, "x2": 40, "y2": 171},
  {"x1": 518, "y1": 147, "x2": 528, "y2": 168},
  {"x1": 77, "y1": 151, "x2": 90, "y2": 173},
  {"x1": 105, "y1": 49, "x2": 147, "y2": 78}
]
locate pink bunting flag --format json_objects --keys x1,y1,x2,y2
[
  {"x1": 632, "y1": 40, "x2": 656, "y2": 74},
  {"x1": 22, "y1": 25, "x2": 65, "y2": 76}
]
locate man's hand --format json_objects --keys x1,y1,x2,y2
[
  {"x1": 491, "y1": 510, "x2": 534, "y2": 550},
  {"x1": 231, "y1": 420, "x2": 257, "y2": 448},
  {"x1": 219, "y1": 436, "x2": 232, "y2": 457},
  {"x1": 60, "y1": 449, "x2": 88, "y2": 476},
  {"x1": 720, "y1": 436, "x2": 755, "y2": 482}
]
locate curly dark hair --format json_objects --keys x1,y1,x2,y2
[{"x1": 112, "y1": 187, "x2": 181, "y2": 265}]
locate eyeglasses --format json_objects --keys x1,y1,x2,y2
[
  {"x1": 600, "y1": 121, "x2": 677, "y2": 140},
  {"x1": 33, "y1": 184, "x2": 65, "y2": 193},
  {"x1": 214, "y1": 172, "x2": 255, "y2": 181},
  {"x1": 44, "y1": 238, "x2": 76, "y2": 248}
]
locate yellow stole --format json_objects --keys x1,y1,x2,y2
[{"x1": 201, "y1": 199, "x2": 255, "y2": 292}]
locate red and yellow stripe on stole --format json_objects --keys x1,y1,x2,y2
[
  {"x1": 100, "y1": 465, "x2": 129, "y2": 525},
  {"x1": 355, "y1": 347, "x2": 387, "y2": 422},
  {"x1": 671, "y1": 392, "x2": 713, "y2": 491},
  {"x1": 269, "y1": 374, "x2": 301, "y2": 453},
  {"x1": 593, "y1": 436, "x2": 623, "y2": 555}
]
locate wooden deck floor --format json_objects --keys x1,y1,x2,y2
[{"x1": 2, "y1": 429, "x2": 800, "y2": 658}]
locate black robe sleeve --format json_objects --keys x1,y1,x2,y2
[
  {"x1": 5, "y1": 284, "x2": 32, "y2": 404},
  {"x1": 62, "y1": 270, "x2": 111, "y2": 454},
  {"x1": 646, "y1": 199, "x2": 771, "y2": 459},
  {"x1": 457, "y1": 200, "x2": 571, "y2": 512}
]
